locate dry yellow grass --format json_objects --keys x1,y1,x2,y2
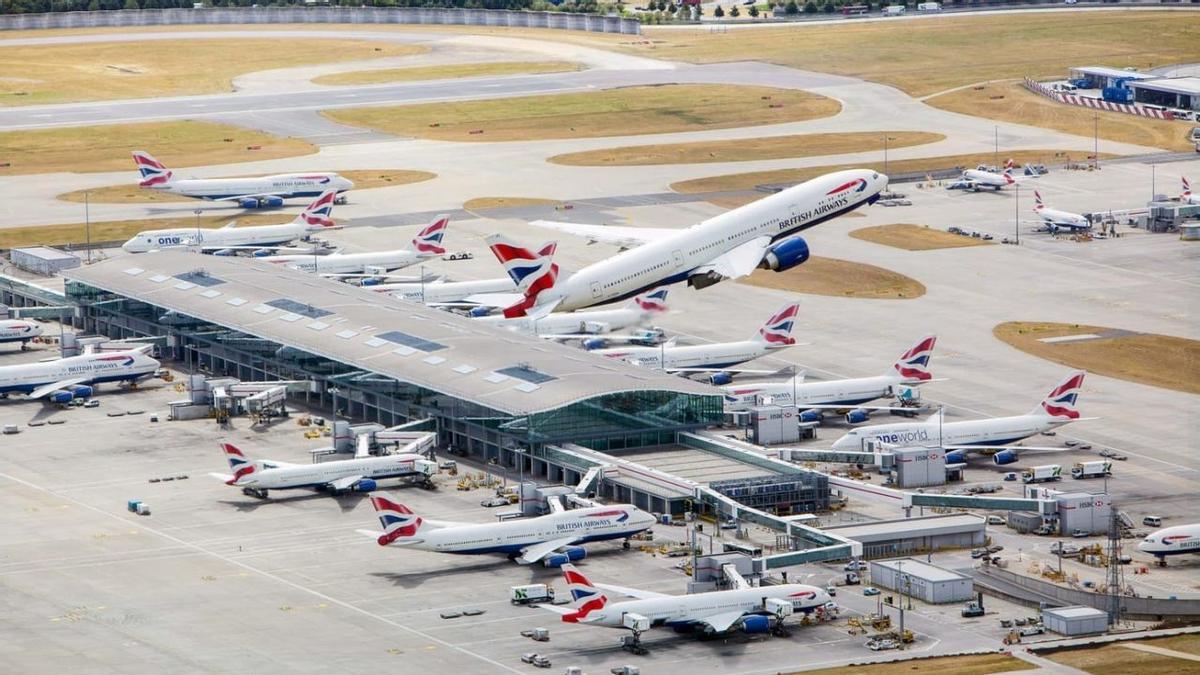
[
  {"x1": 324, "y1": 84, "x2": 840, "y2": 142},
  {"x1": 548, "y1": 131, "x2": 944, "y2": 166},
  {"x1": 0, "y1": 121, "x2": 315, "y2": 176},
  {"x1": 463, "y1": 197, "x2": 560, "y2": 211},
  {"x1": 0, "y1": 39, "x2": 424, "y2": 106},
  {"x1": 741, "y1": 256, "x2": 924, "y2": 300},
  {"x1": 0, "y1": 213, "x2": 292, "y2": 250},
  {"x1": 55, "y1": 169, "x2": 436, "y2": 204},
  {"x1": 312, "y1": 61, "x2": 580, "y2": 86},
  {"x1": 670, "y1": 149, "x2": 1114, "y2": 193},
  {"x1": 928, "y1": 83, "x2": 1197, "y2": 153},
  {"x1": 787, "y1": 651, "x2": 1027, "y2": 675},
  {"x1": 994, "y1": 322, "x2": 1200, "y2": 395},
  {"x1": 1045, "y1": 635, "x2": 1200, "y2": 674},
  {"x1": 851, "y1": 224, "x2": 993, "y2": 251},
  {"x1": 633, "y1": 12, "x2": 1200, "y2": 97}
]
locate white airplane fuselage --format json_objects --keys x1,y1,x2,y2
[
  {"x1": 122, "y1": 221, "x2": 312, "y2": 253},
  {"x1": 1036, "y1": 207, "x2": 1091, "y2": 231},
  {"x1": 230, "y1": 453, "x2": 427, "y2": 490},
  {"x1": 1137, "y1": 524, "x2": 1200, "y2": 558},
  {"x1": 595, "y1": 340, "x2": 779, "y2": 371},
  {"x1": 724, "y1": 374, "x2": 905, "y2": 411},
  {"x1": 831, "y1": 413, "x2": 1067, "y2": 451},
  {"x1": 0, "y1": 320, "x2": 43, "y2": 345},
  {"x1": 263, "y1": 250, "x2": 427, "y2": 275},
  {"x1": 0, "y1": 351, "x2": 160, "y2": 397},
  {"x1": 374, "y1": 278, "x2": 517, "y2": 304},
  {"x1": 577, "y1": 585, "x2": 832, "y2": 630},
  {"x1": 478, "y1": 306, "x2": 651, "y2": 337},
  {"x1": 544, "y1": 169, "x2": 886, "y2": 311},
  {"x1": 151, "y1": 173, "x2": 353, "y2": 201}
]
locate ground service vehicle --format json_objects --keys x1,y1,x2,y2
[
  {"x1": 1071, "y1": 461, "x2": 1112, "y2": 479},
  {"x1": 1022, "y1": 465, "x2": 1062, "y2": 484},
  {"x1": 511, "y1": 584, "x2": 555, "y2": 605}
]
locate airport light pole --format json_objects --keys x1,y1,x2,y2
[
  {"x1": 84, "y1": 190, "x2": 91, "y2": 263},
  {"x1": 993, "y1": 126, "x2": 999, "y2": 170},
  {"x1": 1093, "y1": 113, "x2": 1100, "y2": 170},
  {"x1": 1014, "y1": 184, "x2": 1020, "y2": 246},
  {"x1": 193, "y1": 209, "x2": 202, "y2": 244}
]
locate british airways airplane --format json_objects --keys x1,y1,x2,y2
[
  {"x1": 1181, "y1": 176, "x2": 1200, "y2": 205},
  {"x1": 0, "y1": 319, "x2": 44, "y2": 349},
  {"x1": 1138, "y1": 524, "x2": 1200, "y2": 562},
  {"x1": 132, "y1": 151, "x2": 353, "y2": 208},
  {"x1": 0, "y1": 344, "x2": 160, "y2": 403},
  {"x1": 260, "y1": 215, "x2": 450, "y2": 279},
  {"x1": 486, "y1": 169, "x2": 886, "y2": 316}
]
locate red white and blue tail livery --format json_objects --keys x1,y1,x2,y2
[
  {"x1": 634, "y1": 288, "x2": 669, "y2": 313},
  {"x1": 133, "y1": 151, "x2": 174, "y2": 187},
  {"x1": 221, "y1": 443, "x2": 258, "y2": 485},
  {"x1": 892, "y1": 335, "x2": 937, "y2": 382},
  {"x1": 372, "y1": 494, "x2": 425, "y2": 545},
  {"x1": 296, "y1": 190, "x2": 339, "y2": 230},
  {"x1": 756, "y1": 303, "x2": 799, "y2": 346},
  {"x1": 562, "y1": 564, "x2": 609, "y2": 623},
  {"x1": 411, "y1": 215, "x2": 449, "y2": 255},
  {"x1": 487, "y1": 235, "x2": 559, "y2": 318},
  {"x1": 1182, "y1": 176, "x2": 1200, "y2": 205},
  {"x1": 1035, "y1": 370, "x2": 1085, "y2": 419}
]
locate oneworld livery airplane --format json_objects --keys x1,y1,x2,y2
[
  {"x1": 132, "y1": 151, "x2": 353, "y2": 208},
  {"x1": 830, "y1": 371, "x2": 1092, "y2": 465},
  {"x1": 359, "y1": 493, "x2": 655, "y2": 567},
  {"x1": 485, "y1": 169, "x2": 886, "y2": 316}
]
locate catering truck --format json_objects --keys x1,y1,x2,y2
[
  {"x1": 1071, "y1": 461, "x2": 1112, "y2": 479},
  {"x1": 1022, "y1": 464, "x2": 1062, "y2": 484}
]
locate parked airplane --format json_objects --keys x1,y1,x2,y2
[
  {"x1": 121, "y1": 190, "x2": 340, "y2": 254},
  {"x1": 486, "y1": 169, "x2": 886, "y2": 316},
  {"x1": 1032, "y1": 191, "x2": 1092, "y2": 232},
  {"x1": 540, "y1": 564, "x2": 831, "y2": 639},
  {"x1": 360, "y1": 493, "x2": 655, "y2": 566},
  {"x1": 947, "y1": 160, "x2": 1036, "y2": 192},
  {"x1": 477, "y1": 289, "x2": 668, "y2": 341},
  {"x1": 210, "y1": 443, "x2": 433, "y2": 498},
  {"x1": 1181, "y1": 177, "x2": 1200, "y2": 205},
  {"x1": 132, "y1": 151, "x2": 353, "y2": 208},
  {"x1": 0, "y1": 344, "x2": 160, "y2": 403},
  {"x1": 1137, "y1": 523, "x2": 1200, "y2": 562},
  {"x1": 0, "y1": 319, "x2": 44, "y2": 349},
  {"x1": 830, "y1": 371, "x2": 1091, "y2": 465},
  {"x1": 260, "y1": 215, "x2": 449, "y2": 278},
  {"x1": 373, "y1": 277, "x2": 518, "y2": 306},
  {"x1": 722, "y1": 335, "x2": 937, "y2": 422}
]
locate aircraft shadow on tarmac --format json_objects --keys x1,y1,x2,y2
[{"x1": 218, "y1": 490, "x2": 365, "y2": 514}]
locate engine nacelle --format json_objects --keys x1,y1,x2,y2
[
  {"x1": 799, "y1": 410, "x2": 824, "y2": 423},
  {"x1": 212, "y1": 248, "x2": 237, "y2": 257},
  {"x1": 263, "y1": 196, "x2": 284, "y2": 208},
  {"x1": 582, "y1": 338, "x2": 607, "y2": 351},
  {"x1": 360, "y1": 277, "x2": 383, "y2": 287},
  {"x1": 354, "y1": 479, "x2": 378, "y2": 493},
  {"x1": 251, "y1": 248, "x2": 273, "y2": 258},
  {"x1": 468, "y1": 307, "x2": 493, "y2": 317},
  {"x1": 759, "y1": 237, "x2": 810, "y2": 273},
  {"x1": 542, "y1": 546, "x2": 587, "y2": 568},
  {"x1": 49, "y1": 390, "x2": 73, "y2": 404},
  {"x1": 579, "y1": 321, "x2": 608, "y2": 335},
  {"x1": 563, "y1": 545, "x2": 587, "y2": 561},
  {"x1": 844, "y1": 409, "x2": 870, "y2": 424},
  {"x1": 238, "y1": 197, "x2": 259, "y2": 209},
  {"x1": 740, "y1": 615, "x2": 773, "y2": 634},
  {"x1": 708, "y1": 372, "x2": 734, "y2": 386},
  {"x1": 68, "y1": 384, "x2": 93, "y2": 399},
  {"x1": 945, "y1": 450, "x2": 967, "y2": 464},
  {"x1": 993, "y1": 450, "x2": 1019, "y2": 465}
]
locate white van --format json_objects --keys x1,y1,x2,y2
[{"x1": 1143, "y1": 516, "x2": 1162, "y2": 527}]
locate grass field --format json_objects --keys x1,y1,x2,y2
[
  {"x1": 669, "y1": 149, "x2": 1113, "y2": 193},
  {"x1": 312, "y1": 61, "x2": 580, "y2": 86},
  {"x1": 324, "y1": 84, "x2": 840, "y2": 142},
  {"x1": 1045, "y1": 635, "x2": 1200, "y2": 674},
  {"x1": 547, "y1": 131, "x2": 944, "y2": 166},
  {"x1": 0, "y1": 121, "x2": 315, "y2": 176},
  {"x1": 928, "y1": 83, "x2": 1197, "y2": 152},
  {"x1": 0, "y1": 213, "x2": 293, "y2": 250},
  {"x1": 994, "y1": 322, "x2": 1200, "y2": 395},
  {"x1": 0, "y1": 38, "x2": 425, "y2": 106},
  {"x1": 56, "y1": 169, "x2": 436, "y2": 204},
  {"x1": 631, "y1": 12, "x2": 1200, "y2": 97},
  {"x1": 850, "y1": 224, "x2": 994, "y2": 251},
  {"x1": 741, "y1": 256, "x2": 925, "y2": 300},
  {"x1": 463, "y1": 196, "x2": 560, "y2": 211},
  {"x1": 787, "y1": 652, "x2": 1027, "y2": 675}
]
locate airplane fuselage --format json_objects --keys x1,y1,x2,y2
[
  {"x1": 231, "y1": 453, "x2": 427, "y2": 490},
  {"x1": 478, "y1": 307, "x2": 650, "y2": 337},
  {"x1": 122, "y1": 222, "x2": 311, "y2": 253},
  {"x1": 724, "y1": 375, "x2": 903, "y2": 411},
  {"x1": 595, "y1": 340, "x2": 778, "y2": 371},
  {"x1": 1138, "y1": 524, "x2": 1200, "y2": 558},
  {"x1": 831, "y1": 413, "x2": 1066, "y2": 451},
  {"x1": 577, "y1": 585, "x2": 831, "y2": 631},
  {"x1": 0, "y1": 320, "x2": 43, "y2": 345},
  {"x1": 263, "y1": 250, "x2": 426, "y2": 275},
  {"x1": 0, "y1": 351, "x2": 160, "y2": 396},
  {"x1": 150, "y1": 173, "x2": 352, "y2": 201},
  {"x1": 394, "y1": 506, "x2": 655, "y2": 556},
  {"x1": 375, "y1": 277, "x2": 516, "y2": 304}
]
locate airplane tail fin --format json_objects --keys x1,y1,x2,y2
[
  {"x1": 560, "y1": 563, "x2": 609, "y2": 623},
  {"x1": 369, "y1": 493, "x2": 429, "y2": 545},
  {"x1": 412, "y1": 214, "x2": 449, "y2": 256},
  {"x1": 632, "y1": 288, "x2": 669, "y2": 314},
  {"x1": 1033, "y1": 190, "x2": 1045, "y2": 210},
  {"x1": 220, "y1": 443, "x2": 259, "y2": 486},
  {"x1": 1003, "y1": 168, "x2": 1016, "y2": 184},
  {"x1": 1004, "y1": 158, "x2": 1015, "y2": 170},
  {"x1": 890, "y1": 335, "x2": 936, "y2": 382},
  {"x1": 1030, "y1": 370, "x2": 1086, "y2": 420},
  {"x1": 487, "y1": 235, "x2": 559, "y2": 319},
  {"x1": 754, "y1": 302, "x2": 799, "y2": 347},
  {"x1": 295, "y1": 190, "x2": 339, "y2": 230},
  {"x1": 1183, "y1": 176, "x2": 1193, "y2": 198},
  {"x1": 132, "y1": 150, "x2": 174, "y2": 187}
]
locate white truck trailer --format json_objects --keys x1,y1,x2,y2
[
  {"x1": 1022, "y1": 464, "x2": 1062, "y2": 484},
  {"x1": 1071, "y1": 461, "x2": 1112, "y2": 479}
]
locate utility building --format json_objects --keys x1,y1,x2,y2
[{"x1": 868, "y1": 558, "x2": 974, "y2": 604}]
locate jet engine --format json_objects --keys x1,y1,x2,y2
[
  {"x1": 844, "y1": 409, "x2": 871, "y2": 424},
  {"x1": 945, "y1": 450, "x2": 967, "y2": 464},
  {"x1": 354, "y1": 479, "x2": 378, "y2": 492},
  {"x1": 49, "y1": 390, "x2": 73, "y2": 404},
  {"x1": 799, "y1": 410, "x2": 824, "y2": 423},
  {"x1": 542, "y1": 546, "x2": 587, "y2": 568},
  {"x1": 740, "y1": 615, "x2": 774, "y2": 634},
  {"x1": 758, "y1": 237, "x2": 810, "y2": 272},
  {"x1": 67, "y1": 384, "x2": 93, "y2": 399},
  {"x1": 582, "y1": 338, "x2": 607, "y2": 351},
  {"x1": 992, "y1": 450, "x2": 1019, "y2": 465},
  {"x1": 708, "y1": 372, "x2": 734, "y2": 386}
]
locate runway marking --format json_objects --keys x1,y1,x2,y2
[{"x1": 0, "y1": 470, "x2": 524, "y2": 674}]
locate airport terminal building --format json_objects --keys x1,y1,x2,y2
[{"x1": 61, "y1": 252, "x2": 724, "y2": 464}]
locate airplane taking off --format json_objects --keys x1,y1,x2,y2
[
  {"x1": 948, "y1": 160, "x2": 1036, "y2": 192},
  {"x1": 722, "y1": 335, "x2": 937, "y2": 422},
  {"x1": 260, "y1": 215, "x2": 449, "y2": 278},
  {"x1": 487, "y1": 169, "x2": 886, "y2": 316},
  {"x1": 132, "y1": 151, "x2": 353, "y2": 208},
  {"x1": 0, "y1": 319, "x2": 44, "y2": 349},
  {"x1": 830, "y1": 371, "x2": 1092, "y2": 465},
  {"x1": 1137, "y1": 524, "x2": 1200, "y2": 562},
  {"x1": 540, "y1": 564, "x2": 831, "y2": 640},
  {"x1": 591, "y1": 303, "x2": 799, "y2": 380},
  {"x1": 121, "y1": 190, "x2": 340, "y2": 254},
  {"x1": 1032, "y1": 191, "x2": 1092, "y2": 232},
  {"x1": 476, "y1": 289, "x2": 668, "y2": 341},
  {"x1": 360, "y1": 493, "x2": 655, "y2": 566},
  {"x1": 0, "y1": 344, "x2": 160, "y2": 403},
  {"x1": 1182, "y1": 177, "x2": 1200, "y2": 205},
  {"x1": 210, "y1": 443, "x2": 433, "y2": 499}
]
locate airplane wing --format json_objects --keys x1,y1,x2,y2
[
  {"x1": 697, "y1": 610, "x2": 748, "y2": 634},
  {"x1": 527, "y1": 220, "x2": 679, "y2": 248},
  {"x1": 803, "y1": 404, "x2": 929, "y2": 412},
  {"x1": 696, "y1": 236, "x2": 772, "y2": 281},
  {"x1": 28, "y1": 378, "x2": 87, "y2": 399},
  {"x1": 327, "y1": 475, "x2": 365, "y2": 492},
  {"x1": 515, "y1": 537, "x2": 579, "y2": 565},
  {"x1": 460, "y1": 292, "x2": 526, "y2": 308},
  {"x1": 593, "y1": 582, "x2": 670, "y2": 600},
  {"x1": 210, "y1": 192, "x2": 288, "y2": 203},
  {"x1": 946, "y1": 444, "x2": 1068, "y2": 452},
  {"x1": 535, "y1": 603, "x2": 575, "y2": 616},
  {"x1": 209, "y1": 472, "x2": 234, "y2": 482}
]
